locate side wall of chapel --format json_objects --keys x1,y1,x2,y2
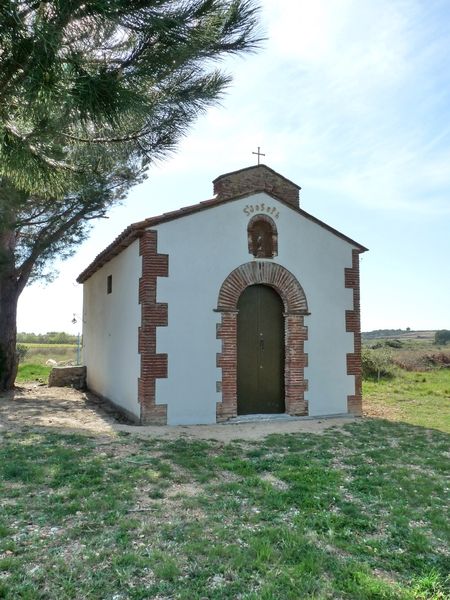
[{"x1": 82, "y1": 240, "x2": 142, "y2": 420}]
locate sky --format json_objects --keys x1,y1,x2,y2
[{"x1": 17, "y1": 0, "x2": 450, "y2": 334}]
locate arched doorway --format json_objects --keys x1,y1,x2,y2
[
  {"x1": 237, "y1": 285, "x2": 285, "y2": 414},
  {"x1": 216, "y1": 261, "x2": 309, "y2": 422}
]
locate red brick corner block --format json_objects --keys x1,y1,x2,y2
[
  {"x1": 345, "y1": 249, "x2": 363, "y2": 415},
  {"x1": 216, "y1": 261, "x2": 309, "y2": 421},
  {"x1": 138, "y1": 230, "x2": 168, "y2": 424}
]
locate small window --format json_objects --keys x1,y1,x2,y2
[{"x1": 107, "y1": 275, "x2": 112, "y2": 294}]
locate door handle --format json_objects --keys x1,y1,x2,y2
[{"x1": 260, "y1": 335, "x2": 264, "y2": 351}]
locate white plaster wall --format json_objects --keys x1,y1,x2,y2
[
  {"x1": 82, "y1": 240, "x2": 141, "y2": 419},
  {"x1": 154, "y1": 192, "x2": 358, "y2": 424}
]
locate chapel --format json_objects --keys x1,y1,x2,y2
[{"x1": 77, "y1": 164, "x2": 367, "y2": 425}]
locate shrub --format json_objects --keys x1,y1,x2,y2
[
  {"x1": 385, "y1": 339, "x2": 403, "y2": 348},
  {"x1": 16, "y1": 344, "x2": 28, "y2": 364},
  {"x1": 424, "y1": 353, "x2": 450, "y2": 367},
  {"x1": 362, "y1": 348, "x2": 395, "y2": 381},
  {"x1": 371, "y1": 339, "x2": 403, "y2": 350},
  {"x1": 434, "y1": 330, "x2": 450, "y2": 345}
]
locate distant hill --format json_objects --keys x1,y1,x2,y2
[{"x1": 362, "y1": 329, "x2": 436, "y2": 341}]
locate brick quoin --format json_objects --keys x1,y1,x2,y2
[
  {"x1": 216, "y1": 262, "x2": 309, "y2": 421},
  {"x1": 345, "y1": 249, "x2": 363, "y2": 415},
  {"x1": 138, "y1": 230, "x2": 169, "y2": 425}
]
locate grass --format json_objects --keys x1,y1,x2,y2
[
  {"x1": 0, "y1": 422, "x2": 448, "y2": 599},
  {"x1": 16, "y1": 364, "x2": 51, "y2": 384},
  {"x1": 16, "y1": 343, "x2": 79, "y2": 384},
  {"x1": 18, "y1": 344, "x2": 78, "y2": 367},
  {"x1": 7, "y1": 336, "x2": 449, "y2": 597},
  {"x1": 363, "y1": 369, "x2": 450, "y2": 433}
]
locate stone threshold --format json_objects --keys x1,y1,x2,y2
[{"x1": 226, "y1": 412, "x2": 355, "y2": 424}]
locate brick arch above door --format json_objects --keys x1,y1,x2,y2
[
  {"x1": 217, "y1": 261, "x2": 309, "y2": 314},
  {"x1": 216, "y1": 261, "x2": 309, "y2": 422}
]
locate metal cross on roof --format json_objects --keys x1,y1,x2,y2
[{"x1": 252, "y1": 146, "x2": 265, "y2": 165}]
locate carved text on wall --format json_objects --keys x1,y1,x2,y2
[{"x1": 243, "y1": 203, "x2": 280, "y2": 219}]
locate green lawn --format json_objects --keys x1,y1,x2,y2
[
  {"x1": 16, "y1": 341, "x2": 79, "y2": 383},
  {"x1": 0, "y1": 421, "x2": 448, "y2": 599},
  {"x1": 16, "y1": 364, "x2": 51, "y2": 384},
  {"x1": 363, "y1": 369, "x2": 450, "y2": 433}
]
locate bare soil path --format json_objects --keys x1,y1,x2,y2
[{"x1": 0, "y1": 384, "x2": 356, "y2": 441}]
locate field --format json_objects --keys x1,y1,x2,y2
[
  {"x1": 16, "y1": 344, "x2": 78, "y2": 384},
  {"x1": 363, "y1": 331, "x2": 450, "y2": 370},
  {"x1": 364, "y1": 369, "x2": 450, "y2": 433},
  {"x1": 18, "y1": 343, "x2": 78, "y2": 366},
  {"x1": 3, "y1": 331, "x2": 448, "y2": 598},
  {"x1": 362, "y1": 331, "x2": 450, "y2": 432}
]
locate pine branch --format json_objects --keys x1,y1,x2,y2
[
  {"x1": 16, "y1": 201, "x2": 104, "y2": 293},
  {"x1": 4, "y1": 123, "x2": 82, "y2": 173}
]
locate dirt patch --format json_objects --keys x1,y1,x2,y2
[
  {"x1": 0, "y1": 384, "x2": 122, "y2": 436},
  {"x1": 260, "y1": 473, "x2": 289, "y2": 491},
  {"x1": 363, "y1": 399, "x2": 403, "y2": 421},
  {"x1": 0, "y1": 384, "x2": 356, "y2": 442}
]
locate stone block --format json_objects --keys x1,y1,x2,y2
[{"x1": 48, "y1": 366, "x2": 87, "y2": 390}]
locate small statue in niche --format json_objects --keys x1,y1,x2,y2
[
  {"x1": 249, "y1": 218, "x2": 275, "y2": 258},
  {"x1": 255, "y1": 232, "x2": 264, "y2": 256}
]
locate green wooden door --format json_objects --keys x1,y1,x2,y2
[{"x1": 237, "y1": 285, "x2": 285, "y2": 414}]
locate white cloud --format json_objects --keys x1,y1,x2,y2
[{"x1": 253, "y1": 0, "x2": 450, "y2": 215}]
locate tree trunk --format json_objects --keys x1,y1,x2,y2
[
  {"x1": 0, "y1": 223, "x2": 19, "y2": 391},
  {"x1": 0, "y1": 271, "x2": 19, "y2": 391}
]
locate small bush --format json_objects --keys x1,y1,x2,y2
[
  {"x1": 16, "y1": 344, "x2": 28, "y2": 363},
  {"x1": 434, "y1": 330, "x2": 450, "y2": 345},
  {"x1": 424, "y1": 353, "x2": 450, "y2": 367},
  {"x1": 385, "y1": 339, "x2": 403, "y2": 348},
  {"x1": 362, "y1": 348, "x2": 395, "y2": 381},
  {"x1": 371, "y1": 339, "x2": 403, "y2": 350}
]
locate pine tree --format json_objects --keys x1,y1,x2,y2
[{"x1": 0, "y1": 0, "x2": 260, "y2": 389}]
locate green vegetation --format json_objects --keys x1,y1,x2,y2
[
  {"x1": 5, "y1": 327, "x2": 450, "y2": 597},
  {"x1": 363, "y1": 332, "x2": 450, "y2": 373},
  {"x1": 15, "y1": 333, "x2": 82, "y2": 372},
  {"x1": 363, "y1": 328, "x2": 413, "y2": 340},
  {"x1": 15, "y1": 341, "x2": 78, "y2": 383},
  {"x1": 0, "y1": 422, "x2": 448, "y2": 599},
  {"x1": 361, "y1": 347, "x2": 395, "y2": 381},
  {"x1": 362, "y1": 332, "x2": 450, "y2": 432},
  {"x1": 16, "y1": 341, "x2": 77, "y2": 367},
  {"x1": 15, "y1": 365, "x2": 52, "y2": 384},
  {"x1": 17, "y1": 332, "x2": 79, "y2": 345},
  {"x1": 434, "y1": 330, "x2": 450, "y2": 345},
  {"x1": 0, "y1": 0, "x2": 260, "y2": 391},
  {"x1": 15, "y1": 345, "x2": 28, "y2": 364},
  {"x1": 363, "y1": 369, "x2": 450, "y2": 433}
]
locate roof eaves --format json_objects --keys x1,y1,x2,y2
[{"x1": 76, "y1": 226, "x2": 143, "y2": 283}]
